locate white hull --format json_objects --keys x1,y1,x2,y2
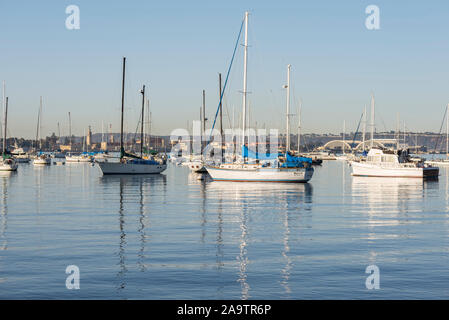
[
  {"x1": 33, "y1": 158, "x2": 51, "y2": 165},
  {"x1": 98, "y1": 162, "x2": 167, "y2": 175},
  {"x1": 66, "y1": 156, "x2": 93, "y2": 162},
  {"x1": 188, "y1": 161, "x2": 207, "y2": 173},
  {"x1": 0, "y1": 161, "x2": 18, "y2": 171},
  {"x1": 206, "y1": 165, "x2": 314, "y2": 182},
  {"x1": 351, "y1": 161, "x2": 438, "y2": 178}
]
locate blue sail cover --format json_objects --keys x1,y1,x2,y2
[
  {"x1": 281, "y1": 153, "x2": 312, "y2": 167},
  {"x1": 242, "y1": 145, "x2": 279, "y2": 160}
]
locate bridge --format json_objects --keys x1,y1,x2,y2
[{"x1": 320, "y1": 139, "x2": 398, "y2": 151}]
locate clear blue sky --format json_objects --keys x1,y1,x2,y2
[{"x1": 1, "y1": 0, "x2": 448, "y2": 138}]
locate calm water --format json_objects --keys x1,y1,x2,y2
[{"x1": 0, "y1": 160, "x2": 449, "y2": 299}]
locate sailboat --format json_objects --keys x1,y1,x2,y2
[
  {"x1": 188, "y1": 90, "x2": 208, "y2": 173},
  {"x1": 33, "y1": 96, "x2": 51, "y2": 165},
  {"x1": 0, "y1": 95, "x2": 18, "y2": 171},
  {"x1": 426, "y1": 103, "x2": 449, "y2": 167},
  {"x1": 66, "y1": 129, "x2": 93, "y2": 162},
  {"x1": 98, "y1": 57, "x2": 167, "y2": 175},
  {"x1": 350, "y1": 94, "x2": 439, "y2": 178},
  {"x1": 206, "y1": 13, "x2": 314, "y2": 183}
]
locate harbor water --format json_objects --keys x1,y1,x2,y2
[{"x1": 0, "y1": 160, "x2": 449, "y2": 299}]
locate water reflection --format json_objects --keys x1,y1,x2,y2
[
  {"x1": 207, "y1": 182, "x2": 313, "y2": 299},
  {"x1": 0, "y1": 173, "x2": 11, "y2": 251},
  {"x1": 100, "y1": 174, "x2": 166, "y2": 292}
]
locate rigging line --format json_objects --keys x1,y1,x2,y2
[
  {"x1": 432, "y1": 105, "x2": 447, "y2": 158},
  {"x1": 208, "y1": 18, "x2": 245, "y2": 141}
]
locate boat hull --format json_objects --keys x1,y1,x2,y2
[
  {"x1": 0, "y1": 162, "x2": 18, "y2": 171},
  {"x1": 98, "y1": 162, "x2": 167, "y2": 175},
  {"x1": 33, "y1": 159, "x2": 51, "y2": 165},
  {"x1": 188, "y1": 161, "x2": 208, "y2": 173},
  {"x1": 351, "y1": 161, "x2": 439, "y2": 178},
  {"x1": 206, "y1": 165, "x2": 314, "y2": 182}
]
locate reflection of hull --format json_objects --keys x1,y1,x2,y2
[
  {"x1": 206, "y1": 165, "x2": 314, "y2": 182},
  {"x1": 351, "y1": 161, "x2": 439, "y2": 178},
  {"x1": 98, "y1": 162, "x2": 167, "y2": 175}
]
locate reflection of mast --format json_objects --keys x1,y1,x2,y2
[
  {"x1": 200, "y1": 178, "x2": 207, "y2": 243},
  {"x1": 117, "y1": 178, "x2": 127, "y2": 291},
  {"x1": 237, "y1": 208, "x2": 250, "y2": 300},
  {"x1": 280, "y1": 210, "x2": 292, "y2": 295},
  {"x1": 138, "y1": 178, "x2": 148, "y2": 272},
  {"x1": 0, "y1": 177, "x2": 8, "y2": 251}
]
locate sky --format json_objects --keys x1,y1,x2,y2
[{"x1": 1, "y1": 0, "x2": 449, "y2": 138}]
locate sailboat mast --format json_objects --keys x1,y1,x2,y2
[
  {"x1": 35, "y1": 101, "x2": 40, "y2": 151},
  {"x1": 202, "y1": 90, "x2": 206, "y2": 157},
  {"x1": 219, "y1": 73, "x2": 224, "y2": 163},
  {"x1": 342, "y1": 120, "x2": 345, "y2": 155},
  {"x1": 370, "y1": 93, "x2": 375, "y2": 149},
  {"x1": 39, "y1": 96, "x2": 43, "y2": 150},
  {"x1": 140, "y1": 85, "x2": 145, "y2": 158},
  {"x1": 120, "y1": 57, "x2": 126, "y2": 158},
  {"x1": 3, "y1": 97, "x2": 7, "y2": 155},
  {"x1": 447, "y1": 103, "x2": 449, "y2": 159},
  {"x1": 68, "y1": 112, "x2": 72, "y2": 148},
  {"x1": 241, "y1": 11, "x2": 249, "y2": 162},
  {"x1": 362, "y1": 106, "x2": 366, "y2": 152},
  {"x1": 1, "y1": 81, "x2": 4, "y2": 147},
  {"x1": 286, "y1": 64, "x2": 291, "y2": 153},
  {"x1": 297, "y1": 99, "x2": 302, "y2": 154}
]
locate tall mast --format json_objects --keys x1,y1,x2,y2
[
  {"x1": 297, "y1": 98, "x2": 302, "y2": 154},
  {"x1": 68, "y1": 112, "x2": 72, "y2": 148},
  {"x1": 370, "y1": 93, "x2": 375, "y2": 149},
  {"x1": 3, "y1": 97, "x2": 8, "y2": 155},
  {"x1": 285, "y1": 64, "x2": 291, "y2": 153},
  {"x1": 83, "y1": 128, "x2": 86, "y2": 152},
  {"x1": 202, "y1": 90, "x2": 206, "y2": 160},
  {"x1": 241, "y1": 11, "x2": 249, "y2": 162},
  {"x1": 219, "y1": 73, "x2": 224, "y2": 163},
  {"x1": 342, "y1": 120, "x2": 346, "y2": 155},
  {"x1": 396, "y1": 112, "x2": 400, "y2": 150},
  {"x1": 120, "y1": 57, "x2": 126, "y2": 158},
  {"x1": 140, "y1": 85, "x2": 145, "y2": 158},
  {"x1": 362, "y1": 105, "x2": 366, "y2": 152},
  {"x1": 1, "y1": 81, "x2": 4, "y2": 146},
  {"x1": 447, "y1": 103, "x2": 449, "y2": 159},
  {"x1": 39, "y1": 96, "x2": 43, "y2": 150},
  {"x1": 101, "y1": 120, "x2": 104, "y2": 144},
  {"x1": 146, "y1": 98, "x2": 150, "y2": 150},
  {"x1": 36, "y1": 101, "x2": 41, "y2": 151}
]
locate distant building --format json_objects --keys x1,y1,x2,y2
[
  {"x1": 101, "y1": 141, "x2": 108, "y2": 151},
  {"x1": 60, "y1": 145, "x2": 72, "y2": 151}
]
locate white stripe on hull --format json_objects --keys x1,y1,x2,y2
[
  {"x1": 351, "y1": 162, "x2": 438, "y2": 178},
  {"x1": 98, "y1": 162, "x2": 167, "y2": 175},
  {"x1": 206, "y1": 166, "x2": 314, "y2": 182}
]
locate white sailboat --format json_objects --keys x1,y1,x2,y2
[
  {"x1": 33, "y1": 96, "x2": 51, "y2": 165},
  {"x1": 350, "y1": 95, "x2": 439, "y2": 178},
  {"x1": 98, "y1": 57, "x2": 167, "y2": 175},
  {"x1": 0, "y1": 94, "x2": 18, "y2": 171},
  {"x1": 188, "y1": 91, "x2": 208, "y2": 173},
  {"x1": 351, "y1": 147, "x2": 439, "y2": 178},
  {"x1": 66, "y1": 129, "x2": 93, "y2": 162},
  {"x1": 206, "y1": 13, "x2": 314, "y2": 183}
]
